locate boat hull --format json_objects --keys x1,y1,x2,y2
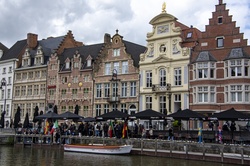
[{"x1": 64, "y1": 144, "x2": 133, "y2": 154}]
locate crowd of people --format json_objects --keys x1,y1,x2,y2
[{"x1": 15, "y1": 120, "x2": 152, "y2": 144}]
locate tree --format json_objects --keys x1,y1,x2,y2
[
  {"x1": 14, "y1": 106, "x2": 21, "y2": 128},
  {"x1": 74, "y1": 105, "x2": 79, "y2": 115},
  {"x1": 23, "y1": 112, "x2": 29, "y2": 128},
  {"x1": 53, "y1": 105, "x2": 58, "y2": 114},
  {"x1": 38, "y1": 110, "x2": 43, "y2": 127},
  {"x1": 33, "y1": 106, "x2": 39, "y2": 123}
]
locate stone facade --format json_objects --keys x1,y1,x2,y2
[
  {"x1": 47, "y1": 43, "x2": 102, "y2": 117},
  {"x1": 92, "y1": 31, "x2": 146, "y2": 117},
  {"x1": 139, "y1": 5, "x2": 200, "y2": 129},
  {"x1": 12, "y1": 31, "x2": 82, "y2": 123}
]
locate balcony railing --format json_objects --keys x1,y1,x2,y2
[
  {"x1": 152, "y1": 83, "x2": 171, "y2": 92},
  {"x1": 107, "y1": 95, "x2": 120, "y2": 102}
]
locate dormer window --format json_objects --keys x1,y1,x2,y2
[
  {"x1": 66, "y1": 62, "x2": 70, "y2": 69},
  {"x1": 87, "y1": 59, "x2": 91, "y2": 67},
  {"x1": 35, "y1": 57, "x2": 41, "y2": 65},
  {"x1": 23, "y1": 59, "x2": 29, "y2": 66},
  {"x1": 218, "y1": 17, "x2": 223, "y2": 24},
  {"x1": 187, "y1": 32, "x2": 192, "y2": 38}
]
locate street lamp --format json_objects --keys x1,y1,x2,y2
[{"x1": 0, "y1": 79, "x2": 7, "y2": 128}]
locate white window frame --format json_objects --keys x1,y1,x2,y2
[
  {"x1": 174, "y1": 68, "x2": 181, "y2": 86},
  {"x1": 104, "y1": 83, "x2": 110, "y2": 97},
  {"x1": 145, "y1": 96, "x2": 152, "y2": 109},
  {"x1": 159, "y1": 69, "x2": 166, "y2": 86},
  {"x1": 105, "y1": 63, "x2": 111, "y2": 75},
  {"x1": 146, "y1": 71, "x2": 152, "y2": 87},
  {"x1": 113, "y1": 49, "x2": 120, "y2": 56},
  {"x1": 96, "y1": 84, "x2": 102, "y2": 98},
  {"x1": 113, "y1": 62, "x2": 119, "y2": 74},
  {"x1": 122, "y1": 61, "x2": 128, "y2": 74},
  {"x1": 121, "y1": 82, "x2": 127, "y2": 97},
  {"x1": 130, "y1": 81, "x2": 136, "y2": 97}
]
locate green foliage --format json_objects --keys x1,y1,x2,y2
[
  {"x1": 6, "y1": 137, "x2": 14, "y2": 145},
  {"x1": 172, "y1": 120, "x2": 180, "y2": 127}
]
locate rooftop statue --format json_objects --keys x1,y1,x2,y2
[{"x1": 162, "y1": 2, "x2": 166, "y2": 13}]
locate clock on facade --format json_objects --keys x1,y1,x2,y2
[
  {"x1": 67, "y1": 82, "x2": 71, "y2": 88},
  {"x1": 78, "y1": 82, "x2": 83, "y2": 87},
  {"x1": 157, "y1": 25, "x2": 169, "y2": 34}
]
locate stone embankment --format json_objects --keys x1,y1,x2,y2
[{"x1": 1, "y1": 129, "x2": 250, "y2": 165}]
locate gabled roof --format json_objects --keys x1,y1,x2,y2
[
  {"x1": 192, "y1": 51, "x2": 217, "y2": 63},
  {"x1": 16, "y1": 36, "x2": 65, "y2": 68},
  {"x1": 123, "y1": 40, "x2": 146, "y2": 67},
  {"x1": 59, "y1": 43, "x2": 104, "y2": 71},
  {"x1": 0, "y1": 42, "x2": 8, "y2": 52},
  {"x1": 28, "y1": 36, "x2": 65, "y2": 59},
  {"x1": 224, "y1": 48, "x2": 250, "y2": 60},
  {"x1": 0, "y1": 39, "x2": 27, "y2": 61}
]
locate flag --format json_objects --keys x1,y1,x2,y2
[
  {"x1": 50, "y1": 120, "x2": 59, "y2": 134},
  {"x1": 108, "y1": 121, "x2": 113, "y2": 138},
  {"x1": 44, "y1": 119, "x2": 50, "y2": 134},
  {"x1": 122, "y1": 122, "x2": 128, "y2": 138},
  {"x1": 53, "y1": 120, "x2": 59, "y2": 128}
]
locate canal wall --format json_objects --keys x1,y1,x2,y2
[{"x1": 1, "y1": 133, "x2": 250, "y2": 165}]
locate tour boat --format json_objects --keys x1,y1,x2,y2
[{"x1": 64, "y1": 144, "x2": 133, "y2": 155}]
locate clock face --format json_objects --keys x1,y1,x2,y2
[
  {"x1": 67, "y1": 82, "x2": 71, "y2": 88},
  {"x1": 157, "y1": 25, "x2": 169, "y2": 34},
  {"x1": 78, "y1": 82, "x2": 83, "y2": 87}
]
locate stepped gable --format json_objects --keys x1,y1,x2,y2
[
  {"x1": 191, "y1": 0, "x2": 249, "y2": 62},
  {"x1": 59, "y1": 43, "x2": 104, "y2": 71},
  {"x1": 56, "y1": 30, "x2": 84, "y2": 55}
]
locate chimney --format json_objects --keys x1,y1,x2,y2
[
  {"x1": 27, "y1": 33, "x2": 38, "y2": 49},
  {"x1": 104, "y1": 33, "x2": 111, "y2": 44},
  {"x1": 219, "y1": 0, "x2": 223, "y2": 5}
]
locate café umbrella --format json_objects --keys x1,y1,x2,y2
[
  {"x1": 209, "y1": 107, "x2": 250, "y2": 121},
  {"x1": 58, "y1": 111, "x2": 84, "y2": 120},
  {"x1": 35, "y1": 111, "x2": 60, "y2": 120},
  {"x1": 96, "y1": 109, "x2": 129, "y2": 120}
]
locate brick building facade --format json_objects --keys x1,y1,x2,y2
[{"x1": 189, "y1": 0, "x2": 250, "y2": 117}]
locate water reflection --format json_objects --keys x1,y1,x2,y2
[{"x1": 0, "y1": 146, "x2": 235, "y2": 166}]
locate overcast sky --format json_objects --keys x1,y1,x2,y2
[{"x1": 0, "y1": 0, "x2": 249, "y2": 48}]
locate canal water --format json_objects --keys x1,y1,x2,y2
[{"x1": 0, "y1": 146, "x2": 236, "y2": 166}]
